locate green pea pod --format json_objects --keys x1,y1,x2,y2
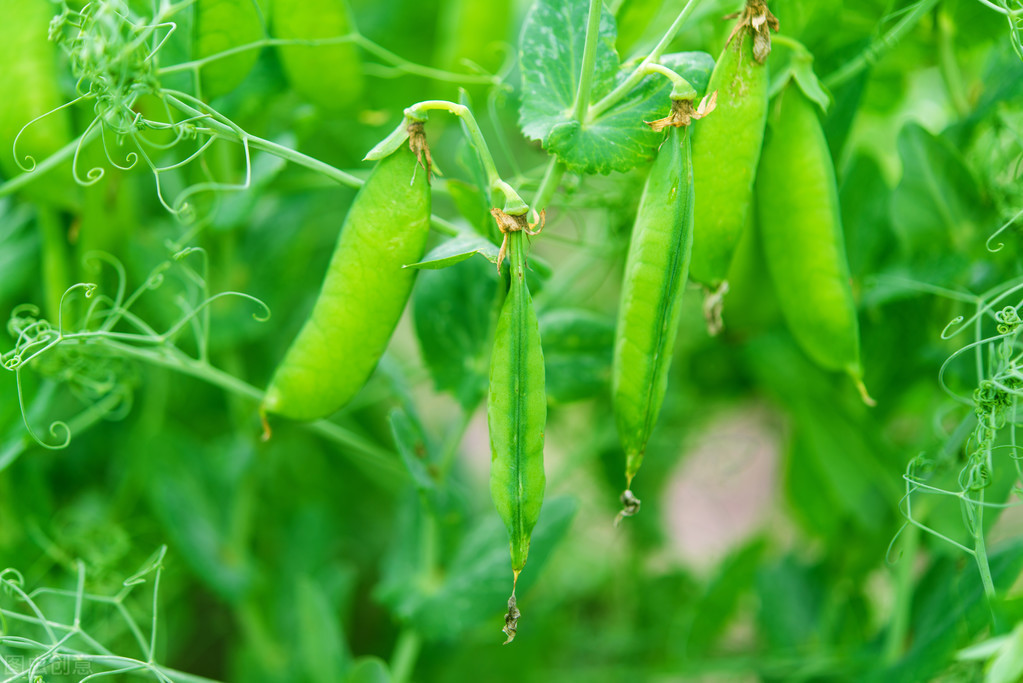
[
  {"x1": 689, "y1": 1, "x2": 777, "y2": 297},
  {"x1": 0, "y1": 0, "x2": 75, "y2": 207},
  {"x1": 195, "y1": 0, "x2": 266, "y2": 100},
  {"x1": 488, "y1": 226, "x2": 546, "y2": 644},
  {"x1": 612, "y1": 124, "x2": 694, "y2": 510},
  {"x1": 262, "y1": 141, "x2": 431, "y2": 421},
  {"x1": 272, "y1": 0, "x2": 363, "y2": 111},
  {"x1": 755, "y1": 81, "x2": 873, "y2": 405}
]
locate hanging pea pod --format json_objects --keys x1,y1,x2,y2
[
  {"x1": 688, "y1": 0, "x2": 778, "y2": 332},
  {"x1": 487, "y1": 210, "x2": 546, "y2": 644},
  {"x1": 272, "y1": 0, "x2": 363, "y2": 111},
  {"x1": 261, "y1": 124, "x2": 432, "y2": 423},
  {"x1": 612, "y1": 93, "x2": 710, "y2": 520},
  {"x1": 755, "y1": 79, "x2": 874, "y2": 405},
  {"x1": 194, "y1": 0, "x2": 267, "y2": 100}
]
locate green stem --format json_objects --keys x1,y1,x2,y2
[
  {"x1": 937, "y1": 9, "x2": 970, "y2": 118},
  {"x1": 0, "y1": 127, "x2": 100, "y2": 199},
  {"x1": 159, "y1": 35, "x2": 498, "y2": 86},
  {"x1": 37, "y1": 208, "x2": 70, "y2": 325},
  {"x1": 587, "y1": 0, "x2": 701, "y2": 121},
  {"x1": 390, "y1": 628, "x2": 422, "y2": 683},
  {"x1": 972, "y1": 489, "x2": 997, "y2": 601},
  {"x1": 883, "y1": 521, "x2": 918, "y2": 663},
  {"x1": 824, "y1": 0, "x2": 941, "y2": 90},
  {"x1": 638, "y1": 63, "x2": 696, "y2": 100},
  {"x1": 162, "y1": 94, "x2": 459, "y2": 236},
  {"x1": 531, "y1": 158, "x2": 566, "y2": 213},
  {"x1": 0, "y1": 382, "x2": 119, "y2": 474},
  {"x1": 407, "y1": 101, "x2": 528, "y2": 214},
  {"x1": 439, "y1": 405, "x2": 475, "y2": 480},
  {"x1": 571, "y1": 0, "x2": 605, "y2": 121},
  {"x1": 102, "y1": 341, "x2": 406, "y2": 484}
]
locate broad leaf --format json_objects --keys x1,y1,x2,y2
[
  {"x1": 412, "y1": 255, "x2": 498, "y2": 409},
  {"x1": 539, "y1": 308, "x2": 615, "y2": 404},
  {"x1": 409, "y1": 496, "x2": 577, "y2": 642},
  {"x1": 890, "y1": 123, "x2": 986, "y2": 256},
  {"x1": 347, "y1": 658, "x2": 392, "y2": 683},
  {"x1": 519, "y1": 0, "x2": 713, "y2": 174}
]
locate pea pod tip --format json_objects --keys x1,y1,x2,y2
[{"x1": 614, "y1": 489, "x2": 642, "y2": 527}]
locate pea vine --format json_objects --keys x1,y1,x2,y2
[{"x1": 897, "y1": 214, "x2": 1023, "y2": 603}]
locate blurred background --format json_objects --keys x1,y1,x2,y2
[{"x1": 1, "y1": 0, "x2": 1022, "y2": 681}]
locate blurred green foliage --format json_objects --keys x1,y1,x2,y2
[{"x1": 0, "y1": 0, "x2": 1022, "y2": 681}]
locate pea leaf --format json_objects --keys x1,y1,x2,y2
[
  {"x1": 890, "y1": 123, "x2": 986, "y2": 256},
  {"x1": 412, "y1": 256, "x2": 498, "y2": 409},
  {"x1": 408, "y1": 496, "x2": 577, "y2": 642},
  {"x1": 870, "y1": 542, "x2": 1023, "y2": 683},
  {"x1": 296, "y1": 577, "x2": 351, "y2": 683},
  {"x1": 347, "y1": 658, "x2": 392, "y2": 683},
  {"x1": 519, "y1": 0, "x2": 714, "y2": 174},
  {"x1": 404, "y1": 234, "x2": 500, "y2": 270},
  {"x1": 389, "y1": 408, "x2": 439, "y2": 495},
  {"x1": 539, "y1": 309, "x2": 615, "y2": 404},
  {"x1": 519, "y1": 0, "x2": 619, "y2": 143}
]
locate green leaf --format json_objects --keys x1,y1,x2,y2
[
  {"x1": 890, "y1": 123, "x2": 985, "y2": 256},
  {"x1": 839, "y1": 152, "x2": 895, "y2": 278},
  {"x1": 389, "y1": 407, "x2": 442, "y2": 497},
  {"x1": 412, "y1": 255, "x2": 498, "y2": 409},
  {"x1": 543, "y1": 51, "x2": 715, "y2": 175},
  {"x1": 404, "y1": 234, "x2": 500, "y2": 270},
  {"x1": 683, "y1": 538, "x2": 766, "y2": 657},
  {"x1": 518, "y1": 0, "x2": 713, "y2": 174},
  {"x1": 769, "y1": 41, "x2": 831, "y2": 112},
  {"x1": 296, "y1": 577, "x2": 351, "y2": 683},
  {"x1": 987, "y1": 624, "x2": 1023, "y2": 683},
  {"x1": 347, "y1": 657, "x2": 392, "y2": 683},
  {"x1": 519, "y1": 0, "x2": 619, "y2": 143},
  {"x1": 871, "y1": 542, "x2": 1023, "y2": 683},
  {"x1": 408, "y1": 496, "x2": 577, "y2": 642},
  {"x1": 539, "y1": 308, "x2": 615, "y2": 404}
]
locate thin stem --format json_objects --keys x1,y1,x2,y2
[
  {"x1": 0, "y1": 126, "x2": 101, "y2": 199},
  {"x1": 163, "y1": 94, "x2": 459, "y2": 235},
  {"x1": 390, "y1": 628, "x2": 422, "y2": 683},
  {"x1": 587, "y1": 0, "x2": 700, "y2": 121},
  {"x1": 408, "y1": 101, "x2": 528, "y2": 214},
  {"x1": 102, "y1": 341, "x2": 406, "y2": 483},
  {"x1": 972, "y1": 489, "x2": 997, "y2": 600},
  {"x1": 353, "y1": 35, "x2": 500, "y2": 85},
  {"x1": 531, "y1": 158, "x2": 566, "y2": 214},
  {"x1": 158, "y1": 34, "x2": 498, "y2": 85},
  {"x1": 973, "y1": 0, "x2": 1023, "y2": 16},
  {"x1": 937, "y1": 9, "x2": 970, "y2": 118},
  {"x1": 638, "y1": 63, "x2": 695, "y2": 99},
  {"x1": 883, "y1": 522, "x2": 918, "y2": 663},
  {"x1": 824, "y1": 0, "x2": 941, "y2": 90},
  {"x1": 571, "y1": 0, "x2": 605, "y2": 121}
]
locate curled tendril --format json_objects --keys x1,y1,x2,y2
[
  {"x1": 995, "y1": 305, "x2": 1022, "y2": 334},
  {"x1": 941, "y1": 315, "x2": 967, "y2": 339},
  {"x1": 72, "y1": 119, "x2": 107, "y2": 187}
]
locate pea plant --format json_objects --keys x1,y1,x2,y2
[{"x1": 1, "y1": 0, "x2": 1023, "y2": 681}]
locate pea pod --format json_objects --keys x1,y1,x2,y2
[
  {"x1": 194, "y1": 0, "x2": 266, "y2": 100},
  {"x1": 755, "y1": 80, "x2": 873, "y2": 404},
  {"x1": 0, "y1": 0, "x2": 74, "y2": 206},
  {"x1": 262, "y1": 136, "x2": 431, "y2": 421},
  {"x1": 612, "y1": 122, "x2": 695, "y2": 513},
  {"x1": 689, "y1": 1, "x2": 777, "y2": 305},
  {"x1": 488, "y1": 220, "x2": 546, "y2": 644},
  {"x1": 272, "y1": 0, "x2": 363, "y2": 111}
]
